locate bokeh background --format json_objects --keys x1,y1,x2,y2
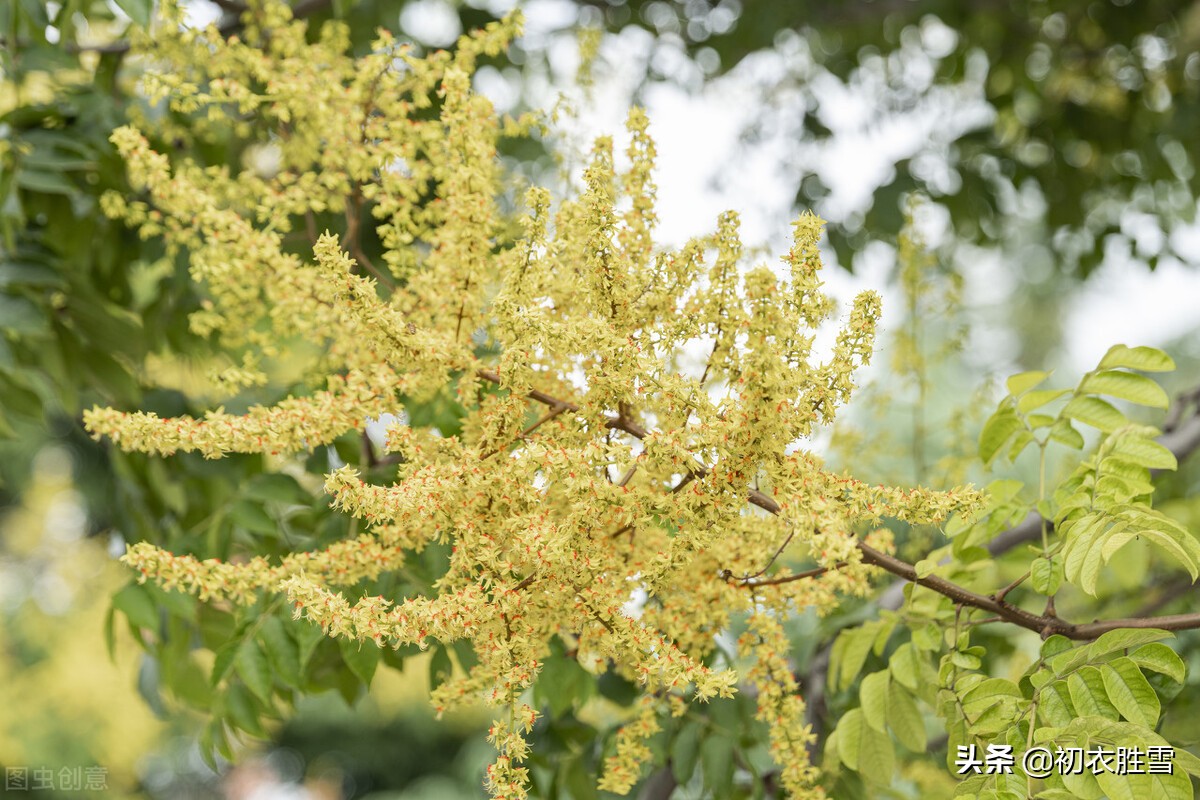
[{"x1": 3, "y1": 1, "x2": 1200, "y2": 797}]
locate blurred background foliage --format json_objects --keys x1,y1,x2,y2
[{"x1": 2, "y1": 1, "x2": 1199, "y2": 798}]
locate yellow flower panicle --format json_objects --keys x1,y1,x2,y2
[
  {"x1": 90, "y1": 3, "x2": 983, "y2": 797},
  {"x1": 84, "y1": 366, "x2": 399, "y2": 458},
  {"x1": 598, "y1": 697, "x2": 662, "y2": 794},
  {"x1": 122, "y1": 535, "x2": 407, "y2": 604},
  {"x1": 743, "y1": 613, "x2": 823, "y2": 798}
]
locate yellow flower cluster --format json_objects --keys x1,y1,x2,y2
[
  {"x1": 597, "y1": 696, "x2": 662, "y2": 793},
  {"x1": 88, "y1": 3, "x2": 981, "y2": 796},
  {"x1": 742, "y1": 613, "x2": 823, "y2": 797}
]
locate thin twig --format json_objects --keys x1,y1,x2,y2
[
  {"x1": 733, "y1": 561, "x2": 848, "y2": 588},
  {"x1": 993, "y1": 570, "x2": 1030, "y2": 604}
]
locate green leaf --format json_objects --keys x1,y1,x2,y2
[
  {"x1": 1062, "y1": 514, "x2": 1112, "y2": 596},
  {"x1": 113, "y1": 0, "x2": 152, "y2": 27},
  {"x1": 1096, "y1": 769, "x2": 1147, "y2": 800},
  {"x1": 428, "y1": 644, "x2": 453, "y2": 691},
  {"x1": 1101, "y1": 657, "x2": 1159, "y2": 727},
  {"x1": 1018, "y1": 388, "x2": 1071, "y2": 413},
  {"x1": 236, "y1": 639, "x2": 273, "y2": 703},
  {"x1": 1006, "y1": 370, "x2": 1051, "y2": 396},
  {"x1": 211, "y1": 639, "x2": 240, "y2": 687},
  {"x1": 1041, "y1": 635, "x2": 1073, "y2": 659},
  {"x1": 1079, "y1": 370, "x2": 1169, "y2": 409},
  {"x1": 15, "y1": 168, "x2": 79, "y2": 196},
  {"x1": 1062, "y1": 396, "x2": 1127, "y2": 433},
  {"x1": 0, "y1": 294, "x2": 48, "y2": 336},
  {"x1": 259, "y1": 616, "x2": 302, "y2": 688},
  {"x1": 860, "y1": 671, "x2": 889, "y2": 732},
  {"x1": 1037, "y1": 681, "x2": 1075, "y2": 727},
  {"x1": 224, "y1": 683, "x2": 267, "y2": 738},
  {"x1": 1149, "y1": 768, "x2": 1193, "y2": 800},
  {"x1": 1099, "y1": 345, "x2": 1175, "y2": 373},
  {"x1": 1048, "y1": 629, "x2": 1172, "y2": 676},
  {"x1": 339, "y1": 637, "x2": 381, "y2": 686},
  {"x1": 886, "y1": 683, "x2": 925, "y2": 752},
  {"x1": 979, "y1": 406, "x2": 1024, "y2": 465},
  {"x1": 986, "y1": 479, "x2": 1025, "y2": 503},
  {"x1": 1030, "y1": 555, "x2": 1062, "y2": 595},
  {"x1": 112, "y1": 582, "x2": 159, "y2": 632},
  {"x1": 1138, "y1": 528, "x2": 1200, "y2": 581},
  {"x1": 831, "y1": 625, "x2": 875, "y2": 692},
  {"x1": 538, "y1": 654, "x2": 593, "y2": 718},
  {"x1": 597, "y1": 671, "x2": 639, "y2": 706},
  {"x1": 1108, "y1": 437, "x2": 1177, "y2": 471},
  {"x1": 1173, "y1": 748, "x2": 1200, "y2": 779},
  {"x1": 1048, "y1": 419, "x2": 1085, "y2": 449},
  {"x1": 960, "y1": 678, "x2": 1022, "y2": 718},
  {"x1": 230, "y1": 499, "x2": 277, "y2": 536},
  {"x1": 1128, "y1": 643, "x2": 1186, "y2": 684},
  {"x1": 1007, "y1": 429, "x2": 1036, "y2": 462},
  {"x1": 836, "y1": 709, "x2": 865, "y2": 771},
  {"x1": 699, "y1": 732, "x2": 735, "y2": 796},
  {"x1": 835, "y1": 706, "x2": 894, "y2": 779},
  {"x1": 670, "y1": 722, "x2": 701, "y2": 784},
  {"x1": 244, "y1": 473, "x2": 309, "y2": 503},
  {"x1": 563, "y1": 754, "x2": 597, "y2": 800},
  {"x1": 889, "y1": 643, "x2": 921, "y2": 691},
  {"x1": 290, "y1": 618, "x2": 326, "y2": 670},
  {"x1": 1066, "y1": 667, "x2": 1118, "y2": 720}
]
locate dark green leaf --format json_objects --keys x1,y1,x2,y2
[
  {"x1": 236, "y1": 639, "x2": 273, "y2": 703},
  {"x1": 339, "y1": 637, "x2": 381, "y2": 686}
]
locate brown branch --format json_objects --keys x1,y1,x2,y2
[
  {"x1": 731, "y1": 523, "x2": 797, "y2": 581},
  {"x1": 475, "y1": 369, "x2": 1200, "y2": 641},
  {"x1": 344, "y1": 184, "x2": 393, "y2": 289},
  {"x1": 734, "y1": 561, "x2": 848, "y2": 588},
  {"x1": 993, "y1": 569, "x2": 1030, "y2": 604},
  {"x1": 361, "y1": 430, "x2": 378, "y2": 468},
  {"x1": 616, "y1": 464, "x2": 638, "y2": 487},
  {"x1": 479, "y1": 403, "x2": 568, "y2": 461}
]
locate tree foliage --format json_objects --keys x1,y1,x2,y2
[
  {"x1": 587, "y1": 0, "x2": 1200, "y2": 277},
  {"x1": 5, "y1": 3, "x2": 1200, "y2": 800}
]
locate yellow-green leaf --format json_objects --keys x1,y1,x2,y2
[
  {"x1": 1079, "y1": 370, "x2": 1169, "y2": 409},
  {"x1": 1129, "y1": 643, "x2": 1186, "y2": 684},
  {"x1": 1018, "y1": 388, "x2": 1071, "y2": 413},
  {"x1": 886, "y1": 683, "x2": 925, "y2": 752},
  {"x1": 1099, "y1": 345, "x2": 1175, "y2": 373},
  {"x1": 1101, "y1": 657, "x2": 1159, "y2": 727},
  {"x1": 1007, "y1": 370, "x2": 1051, "y2": 396},
  {"x1": 860, "y1": 671, "x2": 889, "y2": 732},
  {"x1": 1066, "y1": 667, "x2": 1118, "y2": 720},
  {"x1": 1063, "y1": 396, "x2": 1126, "y2": 432},
  {"x1": 980, "y1": 406, "x2": 1024, "y2": 465}
]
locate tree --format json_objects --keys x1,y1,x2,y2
[
  {"x1": 8, "y1": 2, "x2": 1200, "y2": 799},
  {"x1": 586, "y1": 0, "x2": 1200, "y2": 277}
]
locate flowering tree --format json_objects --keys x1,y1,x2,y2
[{"x1": 75, "y1": 3, "x2": 1200, "y2": 798}]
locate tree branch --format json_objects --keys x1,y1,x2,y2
[
  {"x1": 733, "y1": 561, "x2": 847, "y2": 588},
  {"x1": 475, "y1": 369, "x2": 1200, "y2": 641}
]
